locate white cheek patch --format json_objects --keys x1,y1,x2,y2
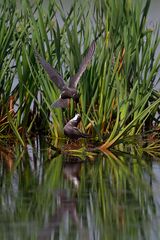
[{"x1": 72, "y1": 114, "x2": 80, "y2": 121}]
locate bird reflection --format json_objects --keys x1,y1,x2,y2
[
  {"x1": 38, "y1": 156, "x2": 87, "y2": 239},
  {"x1": 37, "y1": 190, "x2": 82, "y2": 240},
  {"x1": 63, "y1": 155, "x2": 83, "y2": 189}
]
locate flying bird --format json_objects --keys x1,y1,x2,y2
[
  {"x1": 64, "y1": 113, "x2": 89, "y2": 139},
  {"x1": 35, "y1": 41, "x2": 96, "y2": 108}
]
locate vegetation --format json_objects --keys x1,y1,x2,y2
[
  {"x1": 0, "y1": 1, "x2": 160, "y2": 238},
  {"x1": 0, "y1": 0, "x2": 159, "y2": 149}
]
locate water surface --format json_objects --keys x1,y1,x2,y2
[{"x1": 0, "y1": 138, "x2": 160, "y2": 239}]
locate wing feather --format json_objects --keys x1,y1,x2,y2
[
  {"x1": 35, "y1": 50, "x2": 66, "y2": 90},
  {"x1": 69, "y1": 41, "x2": 96, "y2": 88},
  {"x1": 51, "y1": 98, "x2": 69, "y2": 108}
]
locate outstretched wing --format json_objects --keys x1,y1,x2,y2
[
  {"x1": 69, "y1": 40, "x2": 96, "y2": 88},
  {"x1": 35, "y1": 50, "x2": 66, "y2": 90},
  {"x1": 51, "y1": 98, "x2": 69, "y2": 109}
]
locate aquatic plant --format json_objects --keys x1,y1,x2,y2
[{"x1": 0, "y1": 0, "x2": 159, "y2": 148}]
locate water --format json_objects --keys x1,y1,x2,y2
[{"x1": 0, "y1": 138, "x2": 160, "y2": 240}]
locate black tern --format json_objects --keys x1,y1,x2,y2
[
  {"x1": 64, "y1": 114, "x2": 89, "y2": 139},
  {"x1": 35, "y1": 41, "x2": 96, "y2": 108}
]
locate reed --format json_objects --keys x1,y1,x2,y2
[{"x1": 0, "y1": 0, "x2": 159, "y2": 147}]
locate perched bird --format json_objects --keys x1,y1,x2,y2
[
  {"x1": 35, "y1": 41, "x2": 96, "y2": 108},
  {"x1": 64, "y1": 113, "x2": 89, "y2": 139}
]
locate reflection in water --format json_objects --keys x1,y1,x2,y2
[
  {"x1": 38, "y1": 190, "x2": 80, "y2": 240},
  {"x1": 38, "y1": 156, "x2": 88, "y2": 239},
  {"x1": 63, "y1": 156, "x2": 83, "y2": 189},
  {"x1": 0, "y1": 141, "x2": 160, "y2": 239}
]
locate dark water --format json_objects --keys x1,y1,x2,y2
[{"x1": 0, "y1": 138, "x2": 160, "y2": 240}]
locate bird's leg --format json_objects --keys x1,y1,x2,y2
[
  {"x1": 74, "y1": 101, "x2": 77, "y2": 112},
  {"x1": 69, "y1": 99, "x2": 73, "y2": 120}
]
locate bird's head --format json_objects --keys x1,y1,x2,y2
[{"x1": 70, "y1": 113, "x2": 81, "y2": 126}]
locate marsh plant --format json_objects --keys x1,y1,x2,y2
[{"x1": 0, "y1": 0, "x2": 159, "y2": 148}]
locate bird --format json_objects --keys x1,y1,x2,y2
[
  {"x1": 35, "y1": 41, "x2": 96, "y2": 108},
  {"x1": 64, "y1": 113, "x2": 89, "y2": 139}
]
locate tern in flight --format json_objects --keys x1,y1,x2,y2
[{"x1": 35, "y1": 41, "x2": 96, "y2": 108}]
